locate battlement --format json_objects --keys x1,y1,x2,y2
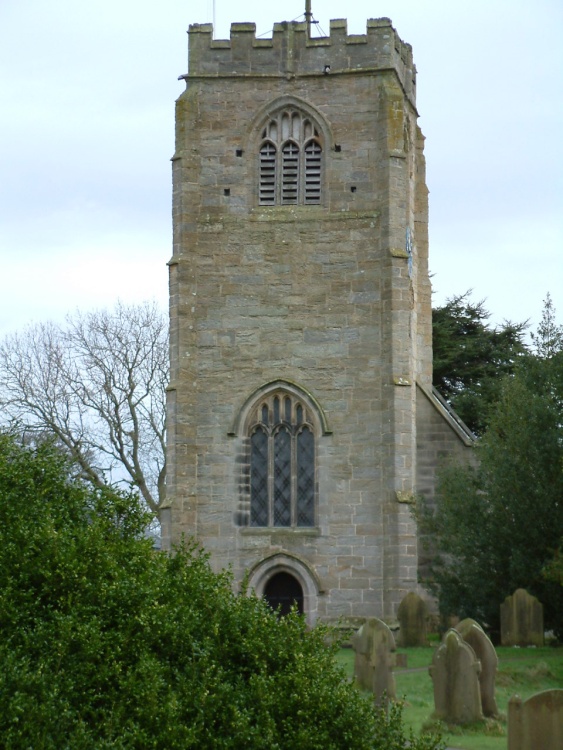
[{"x1": 186, "y1": 18, "x2": 416, "y2": 102}]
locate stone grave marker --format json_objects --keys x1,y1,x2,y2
[
  {"x1": 351, "y1": 617, "x2": 396, "y2": 703},
  {"x1": 455, "y1": 618, "x2": 499, "y2": 717},
  {"x1": 508, "y1": 689, "x2": 563, "y2": 750},
  {"x1": 500, "y1": 588, "x2": 544, "y2": 647},
  {"x1": 397, "y1": 591, "x2": 428, "y2": 647},
  {"x1": 429, "y1": 628, "x2": 483, "y2": 725}
]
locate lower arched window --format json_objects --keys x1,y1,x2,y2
[{"x1": 249, "y1": 392, "x2": 315, "y2": 527}]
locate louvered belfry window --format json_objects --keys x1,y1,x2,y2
[
  {"x1": 281, "y1": 142, "x2": 299, "y2": 204},
  {"x1": 258, "y1": 108, "x2": 323, "y2": 206},
  {"x1": 249, "y1": 392, "x2": 315, "y2": 527},
  {"x1": 259, "y1": 142, "x2": 276, "y2": 205},
  {"x1": 304, "y1": 140, "x2": 322, "y2": 204}
]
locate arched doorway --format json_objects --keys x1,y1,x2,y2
[
  {"x1": 247, "y1": 553, "x2": 321, "y2": 626},
  {"x1": 263, "y1": 571, "x2": 304, "y2": 616}
]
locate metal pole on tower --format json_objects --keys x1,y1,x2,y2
[{"x1": 305, "y1": 0, "x2": 312, "y2": 38}]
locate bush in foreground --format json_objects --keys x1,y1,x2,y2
[{"x1": 0, "y1": 434, "x2": 442, "y2": 749}]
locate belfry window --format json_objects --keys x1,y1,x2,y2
[
  {"x1": 258, "y1": 109, "x2": 323, "y2": 206},
  {"x1": 248, "y1": 392, "x2": 315, "y2": 527}
]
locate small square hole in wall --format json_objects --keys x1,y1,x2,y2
[
  {"x1": 350, "y1": 186, "x2": 357, "y2": 193},
  {"x1": 334, "y1": 144, "x2": 341, "y2": 152},
  {"x1": 236, "y1": 149, "x2": 243, "y2": 157},
  {"x1": 224, "y1": 188, "x2": 231, "y2": 196}
]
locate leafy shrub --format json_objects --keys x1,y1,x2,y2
[
  {"x1": 419, "y1": 300, "x2": 563, "y2": 638},
  {"x1": 0, "y1": 434, "x2": 442, "y2": 749}
]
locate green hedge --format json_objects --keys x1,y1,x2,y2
[{"x1": 0, "y1": 434, "x2": 442, "y2": 750}]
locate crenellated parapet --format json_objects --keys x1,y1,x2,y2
[{"x1": 186, "y1": 18, "x2": 416, "y2": 104}]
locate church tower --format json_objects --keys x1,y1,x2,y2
[{"x1": 163, "y1": 17, "x2": 458, "y2": 625}]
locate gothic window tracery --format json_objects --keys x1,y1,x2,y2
[
  {"x1": 248, "y1": 392, "x2": 315, "y2": 527},
  {"x1": 258, "y1": 109, "x2": 323, "y2": 206}
]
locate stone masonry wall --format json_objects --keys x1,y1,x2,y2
[
  {"x1": 164, "y1": 18, "x2": 434, "y2": 623},
  {"x1": 416, "y1": 386, "x2": 476, "y2": 577}
]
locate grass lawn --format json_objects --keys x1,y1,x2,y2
[{"x1": 335, "y1": 643, "x2": 563, "y2": 750}]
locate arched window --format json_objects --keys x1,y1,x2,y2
[
  {"x1": 258, "y1": 109, "x2": 323, "y2": 206},
  {"x1": 248, "y1": 392, "x2": 316, "y2": 527}
]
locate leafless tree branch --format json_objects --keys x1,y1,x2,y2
[{"x1": 0, "y1": 301, "x2": 168, "y2": 514}]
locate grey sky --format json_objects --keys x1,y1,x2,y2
[{"x1": 1, "y1": 0, "x2": 562, "y2": 338}]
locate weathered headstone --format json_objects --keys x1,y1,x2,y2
[
  {"x1": 397, "y1": 591, "x2": 428, "y2": 647},
  {"x1": 429, "y1": 629, "x2": 483, "y2": 725},
  {"x1": 351, "y1": 618, "x2": 396, "y2": 703},
  {"x1": 508, "y1": 689, "x2": 563, "y2": 750},
  {"x1": 455, "y1": 618, "x2": 498, "y2": 717},
  {"x1": 500, "y1": 588, "x2": 544, "y2": 647}
]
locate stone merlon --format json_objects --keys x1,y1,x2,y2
[{"x1": 185, "y1": 19, "x2": 416, "y2": 105}]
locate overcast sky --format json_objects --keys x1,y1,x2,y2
[{"x1": 1, "y1": 0, "x2": 562, "y2": 339}]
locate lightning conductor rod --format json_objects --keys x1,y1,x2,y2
[{"x1": 305, "y1": 0, "x2": 312, "y2": 39}]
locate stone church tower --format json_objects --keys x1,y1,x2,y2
[{"x1": 162, "y1": 17, "x2": 473, "y2": 625}]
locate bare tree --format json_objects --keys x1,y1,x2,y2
[{"x1": 0, "y1": 301, "x2": 168, "y2": 514}]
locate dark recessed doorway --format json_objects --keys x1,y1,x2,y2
[{"x1": 263, "y1": 572, "x2": 304, "y2": 616}]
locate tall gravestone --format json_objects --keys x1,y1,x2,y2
[
  {"x1": 397, "y1": 591, "x2": 428, "y2": 646},
  {"x1": 455, "y1": 618, "x2": 498, "y2": 717},
  {"x1": 500, "y1": 589, "x2": 544, "y2": 647},
  {"x1": 351, "y1": 618, "x2": 396, "y2": 703},
  {"x1": 508, "y1": 689, "x2": 563, "y2": 750},
  {"x1": 429, "y1": 629, "x2": 483, "y2": 725}
]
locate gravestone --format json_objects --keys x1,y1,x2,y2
[
  {"x1": 429, "y1": 629, "x2": 483, "y2": 725},
  {"x1": 351, "y1": 618, "x2": 396, "y2": 703},
  {"x1": 397, "y1": 591, "x2": 428, "y2": 647},
  {"x1": 455, "y1": 618, "x2": 498, "y2": 717},
  {"x1": 500, "y1": 588, "x2": 544, "y2": 647},
  {"x1": 508, "y1": 689, "x2": 563, "y2": 750}
]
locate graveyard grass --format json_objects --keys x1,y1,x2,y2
[{"x1": 336, "y1": 644, "x2": 563, "y2": 750}]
